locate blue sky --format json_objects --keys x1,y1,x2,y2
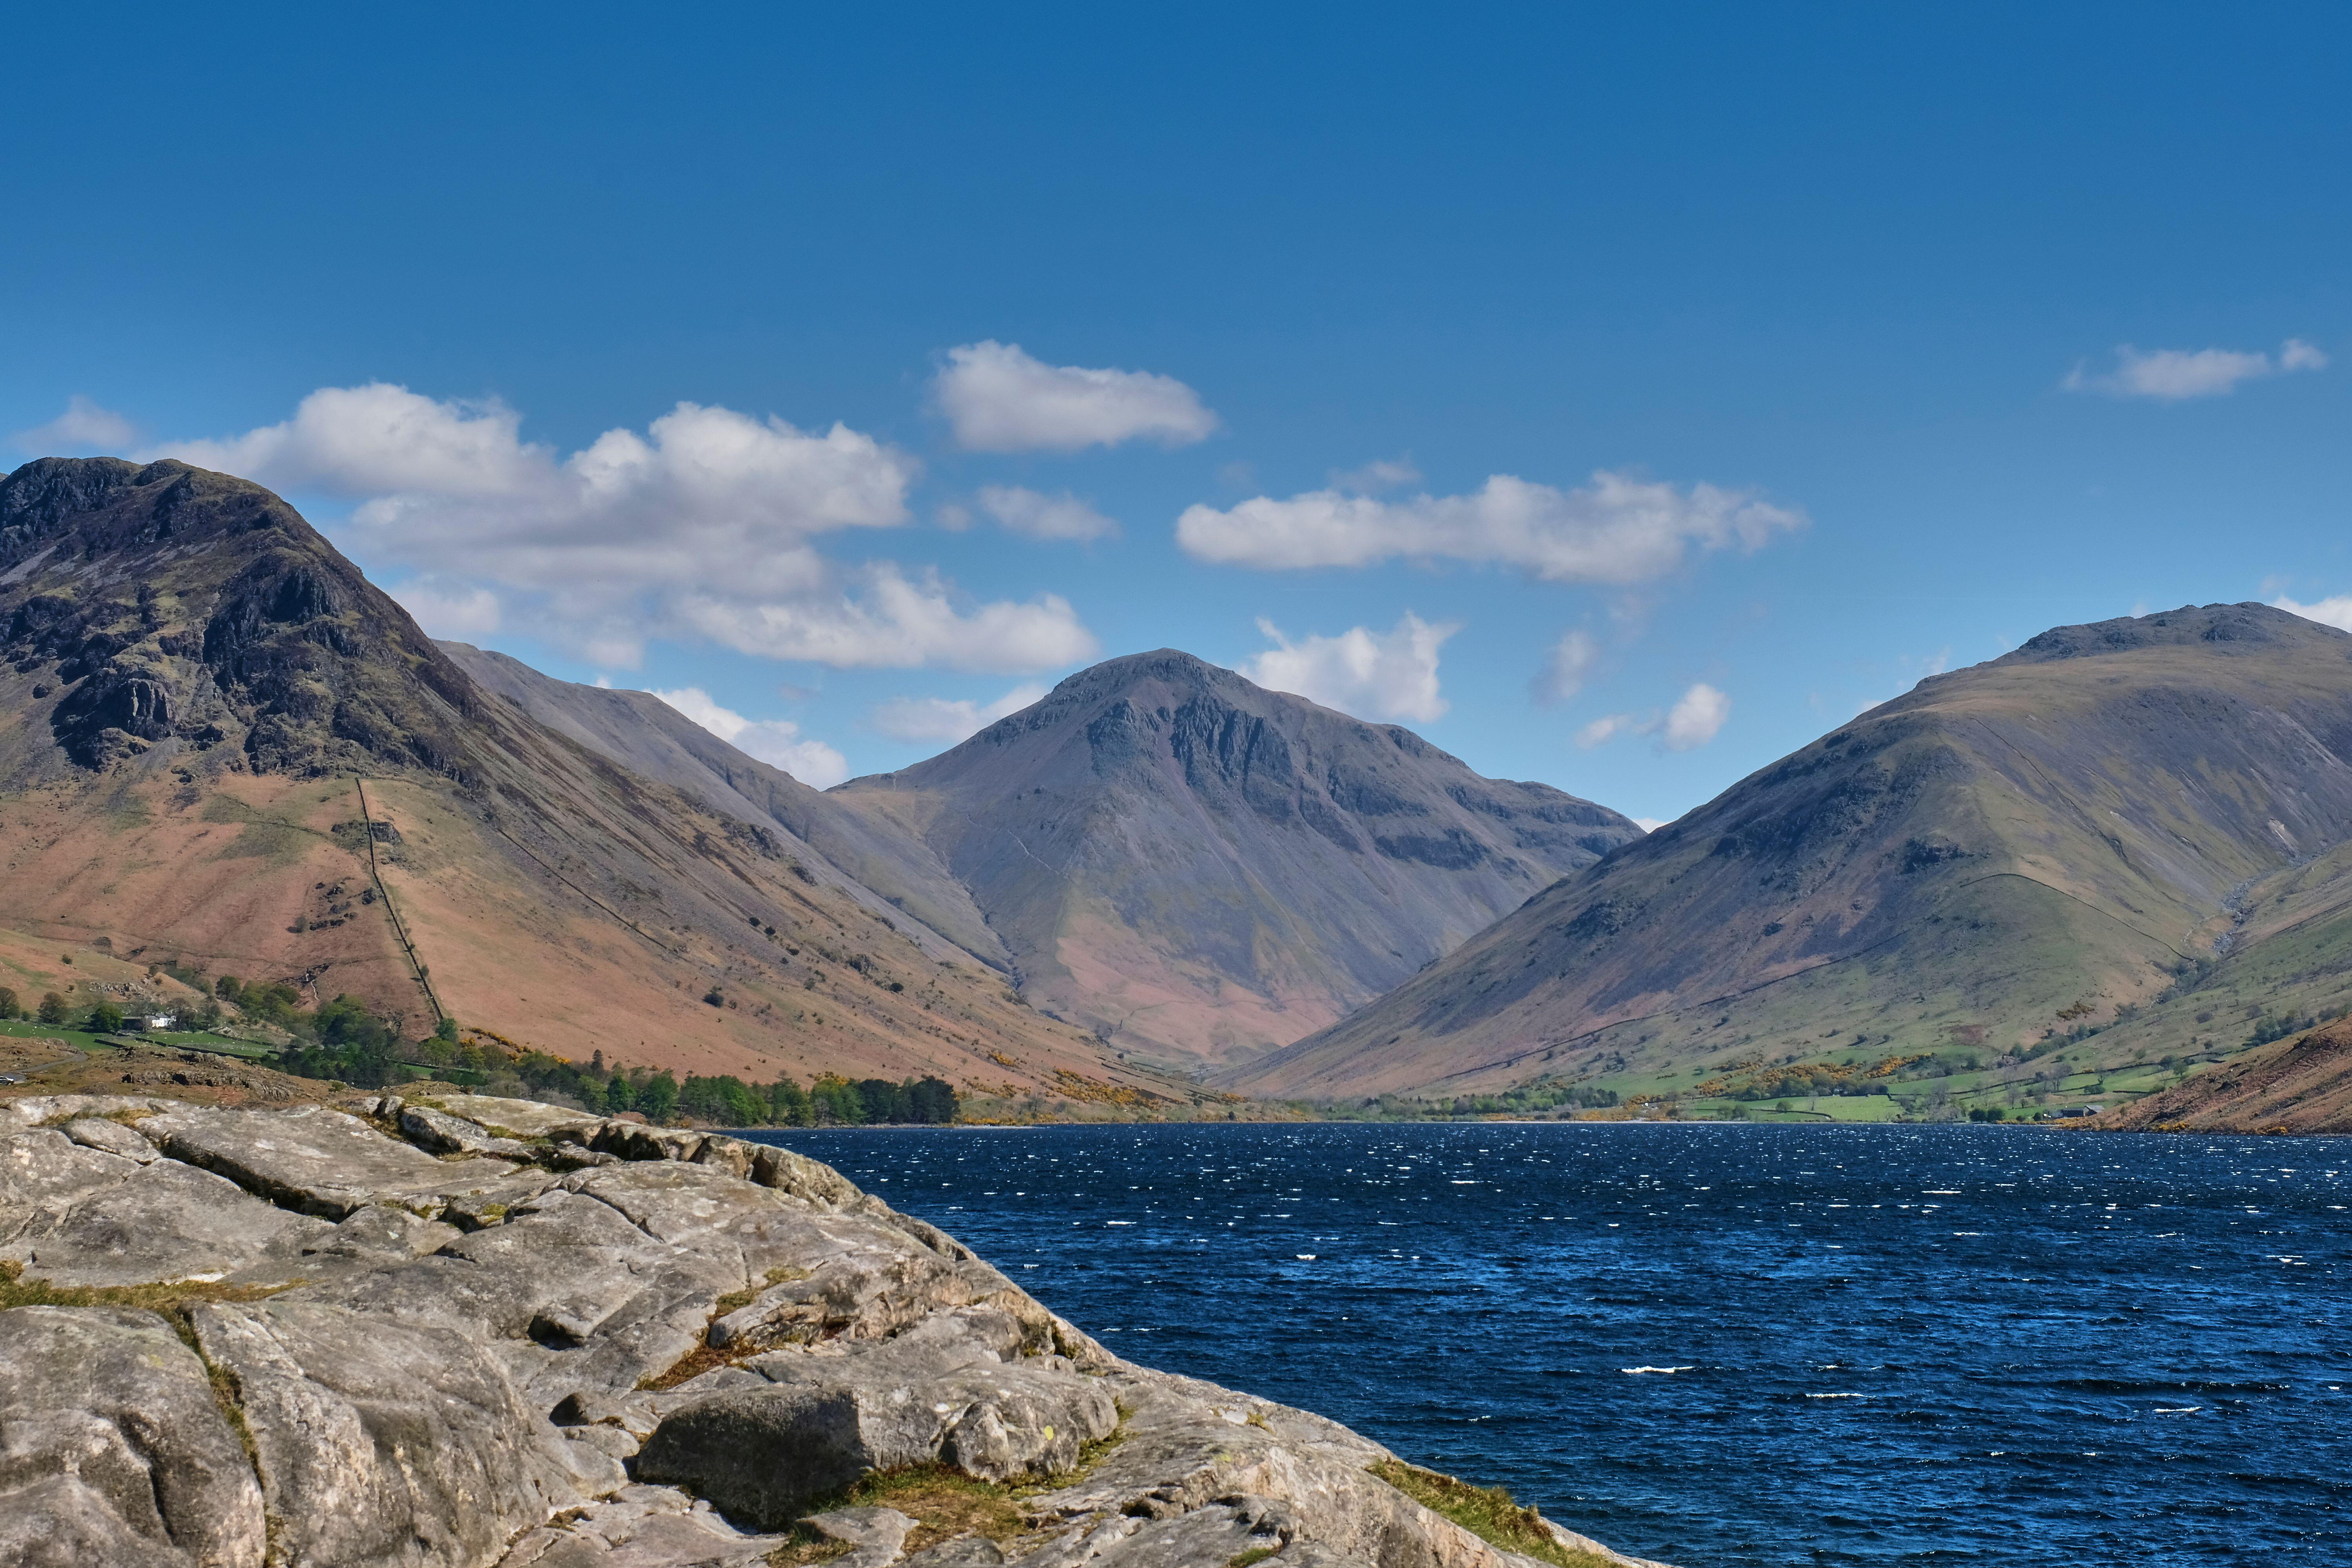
[{"x1": 7, "y1": 4, "x2": 2350, "y2": 823}]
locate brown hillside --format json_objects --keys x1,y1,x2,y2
[
  {"x1": 2094, "y1": 1018, "x2": 2352, "y2": 1135},
  {"x1": 0, "y1": 458, "x2": 1169, "y2": 1103}
]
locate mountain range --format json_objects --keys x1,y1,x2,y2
[
  {"x1": 0, "y1": 457, "x2": 1633, "y2": 1103},
  {"x1": 10, "y1": 454, "x2": 2352, "y2": 1125}
]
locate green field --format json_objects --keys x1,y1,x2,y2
[{"x1": 0, "y1": 1018, "x2": 278, "y2": 1062}]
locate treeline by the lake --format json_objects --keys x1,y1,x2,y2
[{"x1": 211, "y1": 983, "x2": 958, "y2": 1124}]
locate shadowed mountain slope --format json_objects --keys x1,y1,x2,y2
[
  {"x1": 0, "y1": 458, "x2": 1160, "y2": 1102},
  {"x1": 1230, "y1": 604, "x2": 2352, "y2": 1098},
  {"x1": 825, "y1": 651, "x2": 1642, "y2": 1069},
  {"x1": 439, "y1": 642, "x2": 1003, "y2": 966}
]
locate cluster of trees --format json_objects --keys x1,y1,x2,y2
[
  {"x1": 209, "y1": 984, "x2": 964, "y2": 1126},
  {"x1": 1327, "y1": 1081, "x2": 1620, "y2": 1120},
  {"x1": 11, "y1": 967, "x2": 967, "y2": 1126},
  {"x1": 672, "y1": 1071, "x2": 958, "y2": 1126},
  {"x1": 0, "y1": 985, "x2": 223, "y2": 1034}
]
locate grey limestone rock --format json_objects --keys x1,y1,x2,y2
[
  {"x1": 494, "y1": 1484, "x2": 791, "y2": 1568},
  {"x1": 904, "y1": 1535, "x2": 1008, "y2": 1568},
  {"x1": 0, "y1": 1094, "x2": 1672, "y2": 1568},
  {"x1": 141, "y1": 1102, "x2": 525, "y2": 1218},
  {"x1": 61, "y1": 1115, "x2": 162, "y2": 1163},
  {"x1": 0, "y1": 1127, "x2": 138, "y2": 1245},
  {"x1": 804, "y1": 1506, "x2": 920, "y2": 1568},
  {"x1": 192, "y1": 1298, "x2": 593, "y2": 1568},
  {"x1": 0, "y1": 1305, "x2": 269, "y2": 1568},
  {"x1": 300, "y1": 1201, "x2": 464, "y2": 1260},
  {"x1": 0, "y1": 1093, "x2": 177, "y2": 1128},
  {"x1": 3, "y1": 1154, "x2": 331, "y2": 1288},
  {"x1": 402, "y1": 1102, "x2": 536, "y2": 1158},
  {"x1": 637, "y1": 1309, "x2": 1118, "y2": 1528},
  {"x1": 432, "y1": 1093, "x2": 608, "y2": 1141}
]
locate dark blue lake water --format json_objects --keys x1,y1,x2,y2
[{"x1": 738, "y1": 1122, "x2": 2352, "y2": 1566}]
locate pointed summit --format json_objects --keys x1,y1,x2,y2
[{"x1": 829, "y1": 650, "x2": 1639, "y2": 1069}]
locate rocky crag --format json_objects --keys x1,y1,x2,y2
[{"x1": 0, "y1": 1091, "x2": 1663, "y2": 1568}]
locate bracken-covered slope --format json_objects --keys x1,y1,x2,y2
[
  {"x1": 2093, "y1": 1017, "x2": 2352, "y2": 1134},
  {"x1": 826, "y1": 651, "x2": 1642, "y2": 1070},
  {"x1": 0, "y1": 458, "x2": 1159, "y2": 1101},
  {"x1": 1231, "y1": 604, "x2": 2352, "y2": 1099}
]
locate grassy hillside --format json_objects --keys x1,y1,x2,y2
[{"x1": 1229, "y1": 604, "x2": 2352, "y2": 1116}]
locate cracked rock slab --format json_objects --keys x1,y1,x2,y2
[
  {"x1": 0, "y1": 1305, "x2": 269, "y2": 1568},
  {"x1": 142, "y1": 1102, "x2": 525, "y2": 1219},
  {"x1": 638, "y1": 1312, "x2": 1118, "y2": 1528},
  {"x1": 497, "y1": 1485, "x2": 793, "y2": 1568},
  {"x1": 2, "y1": 1153, "x2": 332, "y2": 1288},
  {"x1": 193, "y1": 1298, "x2": 592, "y2": 1568},
  {"x1": 402, "y1": 1102, "x2": 535, "y2": 1158}
]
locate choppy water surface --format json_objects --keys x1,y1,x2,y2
[{"x1": 739, "y1": 1122, "x2": 2352, "y2": 1565}]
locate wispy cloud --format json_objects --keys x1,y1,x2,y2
[
  {"x1": 976, "y1": 485, "x2": 1119, "y2": 543},
  {"x1": 1576, "y1": 682, "x2": 1731, "y2": 752},
  {"x1": 1530, "y1": 629, "x2": 1600, "y2": 705},
  {"x1": 2065, "y1": 338, "x2": 2328, "y2": 401},
  {"x1": 650, "y1": 685, "x2": 848, "y2": 788},
  {"x1": 1242, "y1": 612, "x2": 1457, "y2": 724},
  {"x1": 390, "y1": 581, "x2": 501, "y2": 639},
  {"x1": 143, "y1": 383, "x2": 1096, "y2": 673},
  {"x1": 933, "y1": 341, "x2": 1218, "y2": 453},
  {"x1": 1178, "y1": 469, "x2": 1803, "y2": 584},
  {"x1": 11, "y1": 394, "x2": 139, "y2": 455},
  {"x1": 870, "y1": 681, "x2": 1050, "y2": 744}
]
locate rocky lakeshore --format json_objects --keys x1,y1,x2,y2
[{"x1": 0, "y1": 1092, "x2": 1666, "y2": 1568}]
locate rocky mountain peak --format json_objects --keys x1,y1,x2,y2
[
  {"x1": 2, "y1": 457, "x2": 484, "y2": 777},
  {"x1": 830, "y1": 649, "x2": 1640, "y2": 1066},
  {"x1": 1995, "y1": 601, "x2": 2347, "y2": 667}
]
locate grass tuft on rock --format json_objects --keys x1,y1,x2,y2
[
  {"x1": 762, "y1": 1416, "x2": 1133, "y2": 1565},
  {"x1": 0, "y1": 1259, "x2": 296, "y2": 1320},
  {"x1": 760, "y1": 1464, "x2": 1039, "y2": 1566},
  {"x1": 1369, "y1": 1459, "x2": 1620, "y2": 1568}
]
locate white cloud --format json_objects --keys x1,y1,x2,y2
[
  {"x1": 1576, "y1": 714, "x2": 1632, "y2": 748},
  {"x1": 1177, "y1": 469, "x2": 1803, "y2": 584},
  {"x1": 1574, "y1": 682, "x2": 1729, "y2": 751},
  {"x1": 2276, "y1": 593, "x2": 2352, "y2": 634},
  {"x1": 933, "y1": 341, "x2": 1218, "y2": 452},
  {"x1": 1330, "y1": 457, "x2": 1421, "y2": 493},
  {"x1": 870, "y1": 682, "x2": 1049, "y2": 744},
  {"x1": 1633, "y1": 817, "x2": 1669, "y2": 833},
  {"x1": 976, "y1": 485, "x2": 1119, "y2": 543},
  {"x1": 12, "y1": 395, "x2": 139, "y2": 454},
  {"x1": 1530, "y1": 629, "x2": 1600, "y2": 705},
  {"x1": 650, "y1": 686, "x2": 849, "y2": 789},
  {"x1": 2281, "y1": 338, "x2": 2330, "y2": 372},
  {"x1": 392, "y1": 581, "x2": 501, "y2": 639},
  {"x1": 675, "y1": 572, "x2": 1094, "y2": 672},
  {"x1": 2065, "y1": 338, "x2": 2329, "y2": 401},
  {"x1": 1657, "y1": 682, "x2": 1730, "y2": 750},
  {"x1": 1241, "y1": 612, "x2": 1457, "y2": 724},
  {"x1": 145, "y1": 384, "x2": 1095, "y2": 673}
]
